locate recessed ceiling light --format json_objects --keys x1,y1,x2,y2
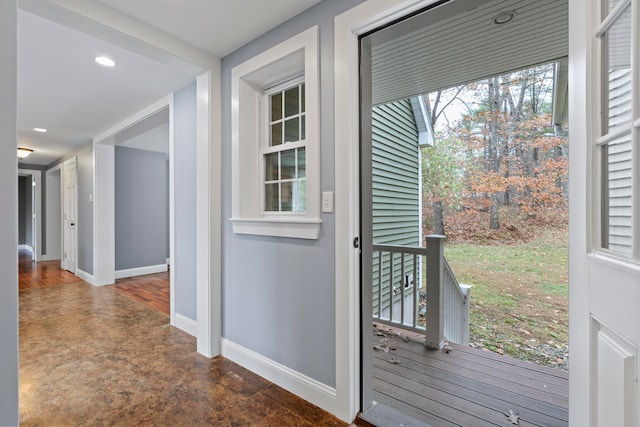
[
  {"x1": 494, "y1": 10, "x2": 517, "y2": 25},
  {"x1": 95, "y1": 56, "x2": 116, "y2": 67},
  {"x1": 33, "y1": 128, "x2": 47, "y2": 133}
]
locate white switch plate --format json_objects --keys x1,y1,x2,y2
[{"x1": 322, "y1": 191, "x2": 333, "y2": 213}]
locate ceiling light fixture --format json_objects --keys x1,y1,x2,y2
[
  {"x1": 33, "y1": 127, "x2": 47, "y2": 133},
  {"x1": 17, "y1": 148, "x2": 34, "y2": 159},
  {"x1": 95, "y1": 56, "x2": 116, "y2": 67},
  {"x1": 493, "y1": 10, "x2": 516, "y2": 25}
]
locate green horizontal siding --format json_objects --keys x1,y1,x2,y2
[{"x1": 371, "y1": 98, "x2": 421, "y2": 317}]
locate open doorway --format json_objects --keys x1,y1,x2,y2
[
  {"x1": 111, "y1": 107, "x2": 171, "y2": 316},
  {"x1": 359, "y1": 0, "x2": 569, "y2": 425},
  {"x1": 18, "y1": 169, "x2": 41, "y2": 262}
]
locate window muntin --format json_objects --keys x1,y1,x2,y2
[
  {"x1": 598, "y1": 0, "x2": 635, "y2": 257},
  {"x1": 264, "y1": 82, "x2": 307, "y2": 213}
]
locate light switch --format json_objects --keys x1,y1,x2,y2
[{"x1": 322, "y1": 191, "x2": 333, "y2": 213}]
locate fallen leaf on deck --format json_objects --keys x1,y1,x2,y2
[
  {"x1": 401, "y1": 336, "x2": 409, "y2": 342},
  {"x1": 504, "y1": 410, "x2": 520, "y2": 425},
  {"x1": 388, "y1": 358, "x2": 401, "y2": 365}
]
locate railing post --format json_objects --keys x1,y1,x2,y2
[{"x1": 425, "y1": 235, "x2": 446, "y2": 349}]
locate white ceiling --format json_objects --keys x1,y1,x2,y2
[
  {"x1": 97, "y1": 0, "x2": 323, "y2": 57},
  {"x1": 17, "y1": 0, "x2": 322, "y2": 166}
]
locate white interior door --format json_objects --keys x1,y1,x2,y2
[
  {"x1": 45, "y1": 167, "x2": 62, "y2": 261},
  {"x1": 62, "y1": 158, "x2": 78, "y2": 273},
  {"x1": 570, "y1": 0, "x2": 640, "y2": 425}
]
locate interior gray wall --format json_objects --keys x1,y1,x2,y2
[
  {"x1": 54, "y1": 141, "x2": 94, "y2": 274},
  {"x1": 174, "y1": 82, "x2": 197, "y2": 320},
  {"x1": 0, "y1": 1, "x2": 19, "y2": 422},
  {"x1": 221, "y1": 0, "x2": 364, "y2": 387},
  {"x1": 18, "y1": 176, "x2": 26, "y2": 244},
  {"x1": 115, "y1": 146, "x2": 168, "y2": 270}
]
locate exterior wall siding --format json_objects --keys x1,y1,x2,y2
[
  {"x1": 607, "y1": 69, "x2": 633, "y2": 254},
  {"x1": 372, "y1": 99, "x2": 421, "y2": 317}
]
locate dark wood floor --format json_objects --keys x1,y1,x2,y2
[
  {"x1": 18, "y1": 250, "x2": 82, "y2": 290},
  {"x1": 370, "y1": 324, "x2": 569, "y2": 427},
  {"x1": 112, "y1": 270, "x2": 170, "y2": 315}
]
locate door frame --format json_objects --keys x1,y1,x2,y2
[
  {"x1": 335, "y1": 0, "x2": 582, "y2": 422},
  {"x1": 93, "y1": 95, "x2": 174, "y2": 301},
  {"x1": 18, "y1": 168, "x2": 42, "y2": 262},
  {"x1": 334, "y1": 0, "x2": 444, "y2": 420}
]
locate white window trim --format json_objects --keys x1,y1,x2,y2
[{"x1": 230, "y1": 26, "x2": 320, "y2": 239}]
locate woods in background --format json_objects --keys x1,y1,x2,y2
[{"x1": 421, "y1": 63, "x2": 568, "y2": 238}]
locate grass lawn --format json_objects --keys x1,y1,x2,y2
[{"x1": 444, "y1": 226, "x2": 569, "y2": 369}]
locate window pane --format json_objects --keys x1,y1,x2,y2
[
  {"x1": 265, "y1": 183, "x2": 279, "y2": 211},
  {"x1": 603, "y1": 4, "x2": 631, "y2": 134},
  {"x1": 603, "y1": 133, "x2": 633, "y2": 255},
  {"x1": 298, "y1": 148, "x2": 306, "y2": 178},
  {"x1": 284, "y1": 86, "x2": 300, "y2": 118},
  {"x1": 301, "y1": 83, "x2": 305, "y2": 113},
  {"x1": 297, "y1": 179, "x2": 306, "y2": 212},
  {"x1": 281, "y1": 182, "x2": 293, "y2": 211},
  {"x1": 284, "y1": 117, "x2": 300, "y2": 143},
  {"x1": 271, "y1": 122, "x2": 283, "y2": 146},
  {"x1": 301, "y1": 115, "x2": 306, "y2": 140},
  {"x1": 280, "y1": 149, "x2": 296, "y2": 180},
  {"x1": 265, "y1": 152, "x2": 279, "y2": 181},
  {"x1": 271, "y1": 92, "x2": 282, "y2": 121}
]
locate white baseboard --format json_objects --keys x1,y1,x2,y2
[
  {"x1": 173, "y1": 313, "x2": 197, "y2": 337},
  {"x1": 18, "y1": 244, "x2": 33, "y2": 253},
  {"x1": 76, "y1": 269, "x2": 94, "y2": 285},
  {"x1": 115, "y1": 263, "x2": 168, "y2": 280},
  {"x1": 220, "y1": 338, "x2": 338, "y2": 416}
]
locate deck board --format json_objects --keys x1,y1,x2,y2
[{"x1": 371, "y1": 325, "x2": 568, "y2": 426}]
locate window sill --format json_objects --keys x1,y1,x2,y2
[{"x1": 230, "y1": 217, "x2": 322, "y2": 240}]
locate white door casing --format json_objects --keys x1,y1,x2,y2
[
  {"x1": 569, "y1": 0, "x2": 640, "y2": 426},
  {"x1": 62, "y1": 157, "x2": 78, "y2": 274}
]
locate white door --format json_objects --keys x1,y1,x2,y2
[
  {"x1": 62, "y1": 158, "x2": 78, "y2": 274},
  {"x1": 570, "y1": 0, "x2": 640, "y2": 425},
  {"x1": 45, "y1": 168, "x2": 62, "y2": 261}
]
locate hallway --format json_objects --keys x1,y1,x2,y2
[{"x1": 18, "y1": 257, "x2": 349, "y2": 426}]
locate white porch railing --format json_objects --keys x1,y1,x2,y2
[{"x1": 372, "y1": 235, "x2": 470, "y2": 349}]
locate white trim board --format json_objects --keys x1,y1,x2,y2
[
  {"x1": 18, "y1": 244, "x2": 33, "y2": 253},
  {"x1": 221, "y1": 338, "x2": 338, "y2": 413},
  {"x1": 114, "y1": 263, "x2": 168, "y2": 280},
  {"x1": 333, "y1": 0, "x2": 444, "y2": 422},
  {"x1": 174, "y1": 313, "x2": 197, "y2": 337},
  {"x1": 75, "y1": 268, "x2": 94, "y2": 284}
]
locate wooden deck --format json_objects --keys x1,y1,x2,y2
[{"x1": 369, "y1": 325, "x2": 568, "y2": 427}]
